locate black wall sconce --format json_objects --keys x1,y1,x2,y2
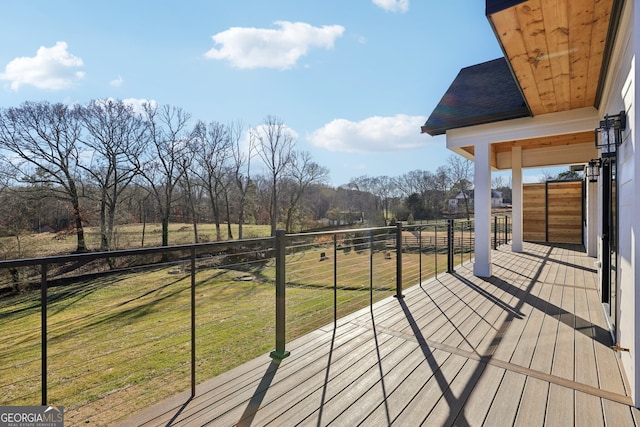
[
  {"x1": 586, "y1": 158, "x2": 601, "y2": 182},
  {"x1": 595, "y1": 111, "x2": 626, "y2": 157}
]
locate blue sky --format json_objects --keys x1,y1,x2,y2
[{"x1": 0, "y1": 0, "x2": 562, "y2": 186}]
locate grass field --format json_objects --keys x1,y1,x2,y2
[
  {"x1": 0, "y1": 224, "x2": 463, "y2": 425},
  {"x1": 0, "y1": 223, "x2": 272, "y2": 259}
]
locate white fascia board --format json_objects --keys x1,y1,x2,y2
[{"x1": 446, "y1": 107, "x2": 600, "y2": 151}]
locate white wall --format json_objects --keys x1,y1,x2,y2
[{"x1": 599, "y1": 0, "x2": 638, "y2": 406}]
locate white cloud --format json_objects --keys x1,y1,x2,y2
[
  {"x1": 0, "y1": 41, "x2": 85, "y2": 91},
  {"x1": 372, "y1": 0, "x2": 409, "y2": 13},
  {"x1": 204, "y1": 21, "x2": 345, "y2": 70},
  {"x1": 110, "y1": 75, "x2": 124, "y2": 87},
  {"x1": 308, "y1": 114, "x2": 426, "y2": 153}
]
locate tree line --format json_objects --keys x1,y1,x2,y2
[{"x1": 0, "y1": 99, "x2": 510, "y2": 257}]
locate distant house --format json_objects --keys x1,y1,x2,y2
[{"x1": 448, "y1": 190, "x2": 503, "y2": 212}]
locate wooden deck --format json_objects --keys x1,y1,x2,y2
[{"x1": 122, "y1": 242, "x2": 639, "y2": 426}]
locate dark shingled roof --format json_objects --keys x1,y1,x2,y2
[
  {"x1": 421, "y1": 57, "x2": 531, "y2": 136},
  {"x1": 485, "y1": 0, "x2": 527, "y2": 15}
]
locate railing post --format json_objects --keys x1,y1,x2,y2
[
  {"x1": 418, "y1": 226, "x2": 422, "y2": 286},
  {"x1": 504, "y1": 215, "x2": 508, "y2": 245},
  {"x1": 333, "y1": 234, "x2": 338, "y2": 325},
  {"x1": 434, "y1": 224, "x2": 438, "y2": 280},
  {"x1": 395, "y1": 221, "x2": 404, "y2": 298},
  {"x1": 460, "y1": 222, "x2": 464, "y2": 266},
  {"x1": 369, "y1": 230, "x2": 374, "y2": 305},
  {"x1": 494, "y1": 216, "x2": 498, "y2": 250},
  {"x1": 447, "y1": 219, "x2": 455, "y2": 273},
  {"x1": 41, "y1": 263, "x2": 47, "y2": 406},
  {"x1": 190, "y1": 248, "x2": 196, "y2": 397},
  {"x1": 270, "y1": 230, "x2": 290, "y2": 361}
]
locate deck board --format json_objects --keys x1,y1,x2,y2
[
  {"x1": 545, "y1": 383, "x2": 574, "y2": 426},
  {"x1": 120, "y1": 242, "x2": 638, "y2": 427},
  {"x1": 329, "y1": 343, "x2": 425, "y2": 426},
  {"x1": 575, "y1": 392, "x2": 604, "y2": 427},
  {"x1": 513, "y1": 377, "x2": 549, "y2": 427},
  {"x1": 455, "y1": 364, "x2": 505, "y2": 426},
  {"x1": 482, "y1": 370, "x2": 526, "y2": 426},
  {"x1": 391, "y1": 352, "x2": 470, "y2": 426},
  {"x1": 362, "y1": 348, "x2": 453, "y2": 425},
  {"x1": 422, "y1": 358, "x2": 486, "y2": 426}
]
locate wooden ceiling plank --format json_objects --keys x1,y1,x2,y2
[
  {"x1": 514, "y1": 0, "x2": 558, "y2": 114},
  {"x1": 568, "y1": 0, "x2": 595, "y2": 109},
  {"x1": 482, "y1": 0, "x2": 615, "y2": 120},
  {"x1": 585, "y1": 0, "x2": 613, "y2": 105},
  {"x1": 491, "y1": 8, "x2": 546, "y2": 115},
  {"x1": 540, "y1": 0, "x2": 571, "y2": 111},
  {"x1": 492, "y1": 130, "x2": 595, "y2": 154},
  {"x1": 491, "y1": 145, "x2": 498, "y2": 168}
]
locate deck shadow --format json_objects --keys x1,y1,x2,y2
[
  {"x1": 480, "y1": 275, "x2": 611, "y2": 344},
  {"x1": 166, "y1": 397, "x2": 193, "y2": 426},
  {"x1": 236, "y1": 361, "x2": 280, "y2": 426},
  {"x1": 399, "y1": 298, "x2": 474, "y2": 425},
  {"x1": 316, "y1": 328, "x2": 337, "y2": 426}
]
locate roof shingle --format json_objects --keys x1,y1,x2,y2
[{"x1": 421, "y1": 57, "x2": 530, "y2": 136}]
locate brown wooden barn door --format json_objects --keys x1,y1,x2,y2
[
  {"x1": 523, "y1": 180, "x2": 583, "y2": 244},
  {"x1": 546, "y1": 180, "x2": 583, "y2": 244}
]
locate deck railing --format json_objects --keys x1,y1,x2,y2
[{"x1": 0, "y1": 217, "x2": 510, "y2": 424}]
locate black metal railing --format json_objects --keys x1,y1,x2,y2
[{"x1": 0, "y1": 217, "x2": 509, "y2": 424}]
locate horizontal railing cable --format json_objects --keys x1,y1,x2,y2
[{"x1": 0, "y1": 217, "x2": 515, "y2": 423}]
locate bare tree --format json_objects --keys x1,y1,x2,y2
[
  {"x1": 348, "y1": 176, "x2": 384, "y2": 225},
  {"x1": 447, "y1": 154, "x2": 474, "y2": 219},
  {"x1": 0, "y1": 101, "x2": 88, "y2": 252},
  {"x1": 281, "y1": 150, "x2": 329, "y2": 232},
  {"x1": 393, "y1": 170, "x2": 424, "y2": 199},
  {"x1": 254, "y1": 116, "x2": 295, "y2": 235},
  {"x1": 0, "y1": 161, "x2": 10, "y2": 193},
  {"x1": 191, "y1": 120, "x2": 232, "y2": 241},
  {"x1": 374, "y1": 176, "x2": 397, "y2": 224},
  {"x1": 78, "y1": 99, "x2": 149, "y2": 250},
  {"x1": 252, "y1": 174, "x2": 273, "y2": 226},
  {"x1": 0, "y1": 188, "x2": 34, "y2": 259},
  {"x1": 432, "y1": 165, "x2": 453, "y2": 214},
  {"x1": 492, "y1": 175, "x2": 507, "y2": 190},
  {"x1": 178, "y1": 140, "x2": 205, "y2": 242},
  {"x1": 492, "y1": 175, "x2": 512, "y2": 205},
  {"x1": 138, "y1": 104, "x2": 191, "y2": 246},
  {"x1": 395, "y1": 169, "x2": 438, "y2": 220},
  {"x1": 538, "y1": 169, "x2": 556, "y2": 182},
  {"x1": 230, "y1": 120, "x2": 253, "y2": 240}
]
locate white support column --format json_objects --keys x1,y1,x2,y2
[
  {"x1": 512, "y1": 147, "x2": 523, "y2": 252},
  {"x1": 474, "y1": 142, "x2": 493, "y2": 277}
]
